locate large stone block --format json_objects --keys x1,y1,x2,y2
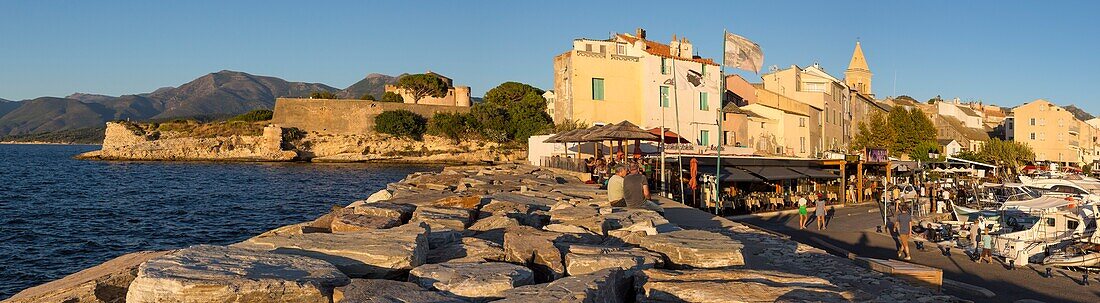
[
  {"x1": 634, "y1": 269, "x2": 855, "y2": 302},
  {"x1": 125, "y1": 245, "x2": 349, "y2": 303},
  {"x1": 408, "y1": 262, "x2": 534, "y2": 301},
  {"x1": 5, "y1": 251, "x2": 168, "y2": 303},
  {"x1": 334, "y1": 279, "x2": 465, "y2": 303},
  {"x1": 638, "y1": 229, "x2": 744, "y2": 268},
  {"x1": 235, "y1": 223, "x2": 428, "y2": 278},
  {"x1": 411, "y1": 206, "x2": 474, "y2": 231},
  {"x1": 428, "y1": 237, "x2": 506, "y2": 264},
  {"x1": 503, "y1": 226, "x2": 602, "y2": 282},
  {"x1": 565, "y1": 245, "x2": 664, "y2": 276},
  {"x1": 496, "y1": 268, "x2": 629, "y2": 303},
  {"x1": 330, "y1": 211, "x2": 402, "y2": 232},
  {"x1": 352, "y1": 202, "x2": 416, "y2": 223}
]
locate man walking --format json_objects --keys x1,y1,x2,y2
[
  {"x1": 895, "y1": 207, "x2": 913, "y2": 260},
  {"x1": 606, "y1": 165, "x2": 627, "y2": 207},
  {"x1": 623, "y1": 163, "x2": 664, "y2": 214}
]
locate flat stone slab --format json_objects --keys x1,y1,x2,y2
[
  {"x1": 496, "y1": 268, "x2": 628, "y2": 303},
  {"x1": 352, "y1": 201, "x2": 416, "y2": 223},
  {"x1": 503, "y1": 226, "x2": 602, "y2": 281},
  {"x1": 235, "y1": 223, "x2": 428, "y2": 278},
  {"x1": 408, "y1": 261, "x2": 534, "y2": 301},
  {"x1": 634, "y1": 269, "x2": 855, "y2": 302},
  {"x1": 565, "y1": 245, "x2": 664, "y2": 276},
  {"x1": 6, "y1": 250, "x2": 168, "y2": 303},
  {"x1": 412, "y1": 206, "x2": 474, "y2": 231},
  {"x1": 330, "y1": 211, "x2": 402, "y2": 232},
  {"x1": 334, "y1": 279, "x2": 465, "y2": 303},
  {"x1": 428, "y1": 237, "x2": 506, "y2": 264},
  {"x1": 638, "y1": 229, "x2": 744, "y2": 268},
  {"x1": 126, "y1": 245, "x2": 349, "y2": 303}
]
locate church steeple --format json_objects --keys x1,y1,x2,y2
[{"x1": 845, "y1": 41, "x2": 873, "y2": 96}]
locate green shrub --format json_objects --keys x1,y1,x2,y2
[
  {"x1": 360, "y1": 93, "x2": 376, "y2": 101},
  {"x1": 374, "y1": 110, "x2": 427, "y2": 140},
  {"x1": 228, "y1": 109, "x2": 273, "y2": 122},
  {"x1": 310, "y1": 91, "x2": 337, "y2": 99},
  {"x1": 429, "y1": 112, "x2": 470, "y2": 144},
  {"x1": 380, "y1": 92, "x2": 404, "y2": 103}
]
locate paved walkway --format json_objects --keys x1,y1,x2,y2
[
  {"x1": 655, "y1": 199, "x2": 960, "y2": 302},
  {"x1": 735, "y1": 204, "x2": 1100, "y2": 303}
]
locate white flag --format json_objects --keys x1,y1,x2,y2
[{"x1": 724, "y1": 32, "x2": 764, "y2": 73}]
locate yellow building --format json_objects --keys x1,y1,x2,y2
[
  {"x1": 1008, "y1": 99, "x2": 1095, "y2": 166},
  {"x1": 844, "y1": 42, "x2": 873, "y2": 97},
  {"x1": 553, "y1": 28, "x2": 722, "y2": 147},
  {"x1": 761, "y1": 63, "x2": 849, "y2": 155},
  {"x1": 743, "y1": 86, "x2": 814, "y2": 158}
]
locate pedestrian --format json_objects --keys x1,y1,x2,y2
[
  {"x1": 980, "y1": 227, "x2": 994, "y2": 263},
  {"x1": 797, "y1": 195, "x2": 809, "y2": 230},
  {"x1": 622, "y1": 163, "x2": 664, "y2": 214},
  {"x1": 816, "y1": 194, "x2": 827, "y2": 230},
  {"x1": 607, "y1": 165, "x2": 627, "y2": 207},
  {"x1": 895, "y1": 207, "x2": 913, "y2": 260},
  {"x1": 969, "y1": 218, "x2": 982, "y2": 260}
]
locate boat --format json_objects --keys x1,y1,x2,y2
[
  {"x1": 991, "y1": 198, "x2": 1099, "y2": 267},
  {"x1": 1019, "y1": 175, "x2": 1100, "y2": 204},
  {"x1": 1043, "y1": 250, "x2": 1100, "y2": 267}
]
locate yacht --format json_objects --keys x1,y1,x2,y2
[{"x1": 990, "y1": 197, "x2": 1099, "y2": 267}]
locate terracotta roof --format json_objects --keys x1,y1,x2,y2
[
  {"x1": 957, "y1": 106, "x2": 980, "y2": 117},
  {"x1": 616, "y1": 34, "x2": 718, "y2": 66},
  {"x1": 942, "y1": 116, "x2": 990, "y2": 141}
]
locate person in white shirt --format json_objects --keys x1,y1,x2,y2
[{"x1": 606, "y1": 166, "x2": 627, "y2": 207}]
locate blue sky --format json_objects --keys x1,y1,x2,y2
[{"x1": 2, "y1": 1, "x2": 1098, "y2": 112}]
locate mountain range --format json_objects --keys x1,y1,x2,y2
[{"x1": 0, "y1": 70, "x2": 400, "y2": 137}]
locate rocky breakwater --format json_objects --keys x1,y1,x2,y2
[
  {"x1": 5, "y1": 164, "x2": 964, "y2": 303},
  {"x1": 76, "y1": 121, "x2": 521, "y2": 163}
]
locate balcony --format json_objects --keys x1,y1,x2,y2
[
  {"x1": 1069, "y1": 124, "x2": 1080, "y2": 135},
  {"x1": 1070, "y1": 140, "x2": 1080, "y2": 148}
]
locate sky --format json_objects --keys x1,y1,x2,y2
[{"x1": 1, "y1": 1, "x2": 1098, "y2": 112}]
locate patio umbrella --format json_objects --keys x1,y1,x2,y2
[
  {"x1": 647, "y1": 127, "x2": 690, "y2": 144},
  {"x1": 582, "y1": 121, "x2": 660, "y2": 141}
]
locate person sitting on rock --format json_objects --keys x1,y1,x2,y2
[
  {"x1": 623, "y1": 163, "x2": 664, "y2": 215},
  {"x1": 607, "y1": 165, "x2": 627, "y2": 207}
]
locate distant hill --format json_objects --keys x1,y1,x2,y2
[
  {"x1": 1063, "y1": 104, "x2": 1094, "y2": 121},
  {"x1": 337, "y1": 73, "x2": 403, "y2": 99},
  {"x1": 0, "y1": 70, "x2": 349, "y2": 137}
]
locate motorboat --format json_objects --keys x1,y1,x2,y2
[
  {"x1": 1019, "y1": 175, "x2": 1100, "y2": 204},
  {"x1": 1042, "y1": 246, "x2": 1100, "y2": 267},
  {"x1": 991, "y1": 198, "x2": 1099, "y2": 267}
]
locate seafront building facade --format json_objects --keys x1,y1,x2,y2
[
  {"x1": 553, "y1": 28, "x2": 722, "y2": 148},
  {"x1": 1006, "y1": 99, "x2": 1100, "y2": 166}
]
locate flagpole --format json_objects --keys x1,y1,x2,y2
[
  {"x1": 660, "y1": 83, "x2": 667, "y2": 197},
  {"x1": 672, "y1": 54, "x2": 686, "y2": 205},
  {"x1": 716, "y1": 29, "x2": 726, "y2": 215}
]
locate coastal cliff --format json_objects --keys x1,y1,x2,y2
[
  {"x1": 4, "y1": 164, "x2": 961, "y2": 303},
  {"x1": 76, "y1": 122, "x2": 521, "y2": 163}
]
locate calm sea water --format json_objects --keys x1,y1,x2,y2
[{"x1": 0, "y1": 144, "x2": 440, "y2": 299}]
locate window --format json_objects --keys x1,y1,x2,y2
[
  {"x1": 1059, "y1": 118, "x2": 1064, "y2": 126},
  {"x1": 1030, "y1": 118, "x2": 1035, "y2": 126},
  {"x1": 800, "y1": 137, "x2": 806, "y2": 153},
  {"x1": 1030, "y1": 133, "x2": 1036, "y2": 140},
  {"x1": 699, "y1": 92, "x2": 709, "y2": 110},
  {"x1": 1068, "y1": 220, "x2": 1080, "y2": 230},
  {"x1": 1040, "y1": 118, "x2": 1046, "y2": 126},
  {"x1": 1046, "y1": 218, "x2": 1056, "y2": 227},
  {"x1": 617, "y1": 44, "x2": 626, "y2": 55},
  {"x1": 760, "y1": 122, "x2": 765, "y2": 128},
  {"x1": 804, "y1": 82, "x2": 825, "y2": 92},
  {"x1": 799, "y1": 118, "x2": 806, "y2": 127},
  {"x1": 585, "y1": 44, "x2": 592, "y2": 52},
  {"x1": 599, "y1": 45, "x2": 606, "y2": 53},
  {"x1": 1040, "y1": 132, "x2": 1046, "y2": 140},
  {"x1": 661, "y1": 58, "x2": 670, "y2": 75},
  {"x1": 591, "y1": 78, "x2": 605, "y2": 100},
  {"x1": 723, "y1": 131, "x2": 730, "y2": 145},
  {"x1": 700, "y1": 130, "x2": 710, "y2": 146},
  {"x1": 701, "y1": 64, "x2": 707, "y2": 76}
]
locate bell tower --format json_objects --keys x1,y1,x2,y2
[{"x1": 845, "y1": 41, "x2": 873, "y2": 97}]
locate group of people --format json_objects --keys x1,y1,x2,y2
[
  {"x1": 796, "y1": 194, "x2": 829, "y2": 230},
  {"x1": 605, "y1": 162, "x2": 664, "y2": 214},
  {"x1": 584, "y1": 154, "x2": 654, "y2": 186},
  {"x1": 969, "y1": 216, "x2": 994, "y2": 263}
]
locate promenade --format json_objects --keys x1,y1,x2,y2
[{"x1": 735, "y1": 204, "x2": 1100, "y2": 303}]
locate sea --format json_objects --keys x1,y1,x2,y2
[{"x1": 0, "y1": 144, "x2": 440, "y2": 299}]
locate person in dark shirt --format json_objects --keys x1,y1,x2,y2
[
  {"x1": 622, "y1": 163, "x2": 664, "y2": 214},
  {"x1": 895, "y1": 207, "x2": 913, "y2": 260}
]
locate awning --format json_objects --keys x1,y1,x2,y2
[
  {"x1": 703, "y1": 166, "x2": 762, "y2": 182},
  {"x1": 788, "y1": 167, "x2": 839, "y2": 179},
  {"x1": 741, "y1": 166, "x2": 804, "y2": 181}
]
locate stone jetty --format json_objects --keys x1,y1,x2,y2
[{"x1": 3, "y1": 164, "x2": 964, "y2": 303}]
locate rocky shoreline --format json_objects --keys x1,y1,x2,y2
[{"x1": 4, "y1": 164, "x2": 963, "y2": 303}]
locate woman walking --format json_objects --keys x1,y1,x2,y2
[{"x1": 797, "y1": 195, "x2": 809, "y2": 229}]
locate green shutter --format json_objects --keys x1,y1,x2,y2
[
  {"x1": 659, "y1": 86, "x2": 669, "y2": 107},
  {"x1": 661, "y1": 59, "x2": 669, "y2": 75},
  {"x1": 592, "y1": 78, "x2": 604, "y2": 100},
  {"x1": 699, "y1": 92, "x2": 708, "y2": 110},
  {"x1": 700, "y1": 130, "x2": 709, "y2": 146}
]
